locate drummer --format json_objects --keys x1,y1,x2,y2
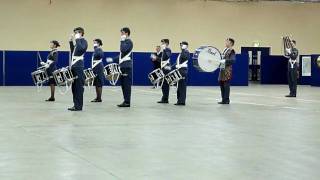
[
  {"x1": 40, "y1": 40, "x2": 60, "y2": 102},
  {"x1": 91, "y1": 39, "x2": 105, "y2": 102},
  {"x1": 218, "y1": 38, "x2": 236, "y2": 104},
  {"x1": 175, "y1": 41, "x2": 190, "y2": 106},
  {"x1": 106, "y1": 27, "x2": 133, "y2": 107},
  {"x1": 68, "y1": 27, "x2": 88, "y2": 111},
  {"x1": 158, "y1": 39, "x2": 172, "y2": 104},
  {"x1": 151, "y1": 45, "x2": 162, "y2": 70}
]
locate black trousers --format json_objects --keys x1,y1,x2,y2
[
  {"x1": 161, "y1": 69, "x2": 170, "y2": 101},
  {"x1": 219, "y1": 81, "x2": 230, "y2": 103},
  {"x1": 288, "y1": 69, "x2": 298, "y2": 96},
  {"x1": 177, "y1": 68, "x2": 187, "y2": 104},
  {"x1": 120, "y1": 67, "x2": 132, "y2": 104},
  {"x1": 71, "y1": 66, "x2": 84, "y2": 110},
  {"x1": 153, "y1": 62, "x2": 161, "y2": 70}
]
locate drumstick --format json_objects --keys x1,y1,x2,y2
[{"x1": 37, "y1": 51, "x2": 44, "y2": 63}]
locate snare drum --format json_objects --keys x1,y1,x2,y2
[
  {"x1": 31, "y1": 68, "x2": 49, "y2": 86},
  {"x1": 104, "y1": 63, "x2": 122, "y2": 85},
  {"x1": 52, "y1": 66, "x2": 76, "y2": 87},
  {"x1": 165, "y1": 69, "x2": 183, "y2": 86},
  {"x1": 148, "y1": 68, "x2": 165, "y2": 87},
  {"x1": 193, "y1": 46, "x2": 222, "y2": 72},
  {"x1": 83, "y1": 68, "x2": 96, "y2": 86}
]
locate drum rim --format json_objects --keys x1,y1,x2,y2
[{"x1": 193, "y1": 45, "x2": 222, "y2": 72}]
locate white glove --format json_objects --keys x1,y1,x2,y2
[
  {"x1": 175, "y1": 64, "x2": 181, "y2": 69},
  {"x1": 286, "y1": 48, "x2": 291, "y2": 54},
  {"x1": 220, "y1": 59, "x2": 226, "y2": 63},
  {"x1": 161, "y1": 44, "x2": 166, "y2": 50},
  {"x1": 164, "y1": 65, "x2": 171, "y2": 71},
  {"x1": 120, "y1": 35, "x2": 126, "y2": 41},
  {"x1": 40, "y1": 62, "x2": 46, "y2": 66},
  {"x1": 150, "y1": 54, "x2": 156, "y2": 60},
  {"x1": 69, "y1": 34, "x2": 74, "y2": 41},
  {"x1": 75, "y1": 33, "x2": 81, "y2": 39},
  {"x1": 106, "y1": 57, "x2": 113, "y2": 63}
]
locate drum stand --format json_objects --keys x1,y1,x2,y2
[
  {"x1": 154, "y1": 78, "x2": 164, "y2": 89},
  {"x1": 108, "y1": 73, "x2": 121, "y2": 86}
]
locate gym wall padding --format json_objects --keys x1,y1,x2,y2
[
  {"x1": 0, "y1": 51, "x2": 3, "y2": 86},
  {"x1": 260, "y1": 55, "x2": 288, "y2": 84},
  {"x1": 231, "y1": 54, "x2": 249, "y2": 86},
  {"x1": 5, "y1": 51, "x2": 38, "y2": 86},
  {"x1": 311, "y1": 54, "x2": 320, "y2": 87},
  {"x1": 2, "y1": 51, "x2": 249, "y2": 86}
]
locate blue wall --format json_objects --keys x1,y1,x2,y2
[
  {"x1": 260, "y1": 55, "x2": 288, "y2": 84},
  {"x1": 0, "y1": 51, "x2": 3, "y2": 85},
  {"x1": 311, "y1": 54, "x2": 320, "y2": 87},
  {"x1": 299, "y1": 55, "x2": 312, "y2": 85},
  {"x1": 0, "y1": 50, "x2": 249, "y2": 86},
  {"x1": 5, "y1": 51, "x2": 38, "y2": 86}
]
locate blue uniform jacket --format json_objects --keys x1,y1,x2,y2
[
  {"x1": 112, "y1": 39, "x2": 133, "y2": 68},
  {"x1": 69, "y1": 38, "x2": 88, "y2": 67}
]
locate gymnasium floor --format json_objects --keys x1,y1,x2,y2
[{"x1": 0, "y1": 85, "x2": 319, "y2": 180}]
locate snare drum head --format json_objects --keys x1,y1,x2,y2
[{"x1": 193, "y1": 46, "x2": 222, "y2": 72}]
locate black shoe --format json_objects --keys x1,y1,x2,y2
[
  {"x1": 45, "y1": 97, "x2": 55, "y2": 102},
  {"x1": 218, "y1": 101, "x2": 229, "y2": 104},
  {"x1": 117, "y1": 102, "x2": 130, "y2": 107},
  {"x1": 174, "y1": 102, "x2": 185, "y2": 106},
  {"x1": 285, "y1": 95, "x2": 296, "y2": 98},
  {"x1": 157, "y1": 100, "x2": 169, "y2": 104},
  {"x1": 91, "y1": 99, "x2": 102, "y2": 102},
  {"x1": 68, "y1": 107, "x2": 82, "y2": 111}
]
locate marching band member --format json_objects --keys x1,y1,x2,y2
[
  {"x1": 107, "y1": 27, "x2": 133, "y2": 107},
  {"x1": 151, "y1": 45, "x2": 162, "y2": 70},
  {"x1": 175, "y1": 41, "x2": 190, "y2": 106},
  {"x1": 218, "y1": 38, "x2": 236, "y2": 105},
  {"x1": 68, "y1": 27, "x2": 88, "y2": 111},
  {"x1": 41, "y1": 40, "x2": 60, "y2": 102},
  {"x1": 91, "y1": 39, "x2": 105, "y2": 102},
  {"x1": 158, "y1": 39, "x2": 172, "y2": 104},
  {"x1": 285, "y1": 40, "x2": 299, "y2": 98}
]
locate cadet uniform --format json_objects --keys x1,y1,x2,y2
[
  {"x1": 286, "y1": 48, "x2": 299, "y2": 97},
  {"x1": 175, "y1": 42, "x2": 190, "y2": 105},
  {"x1": 218, "y1": 48, "x2": 236, "y2": 104},
  {"x1": 92, "y1": 46, "x2": 105, "y2": 89},
  {"x1": 151, "y1": 51, "x2": 162, "y2": 70},
  {"x1": 69, "y1": 33, "x2": 88, "y2": 111},
  {"x1": 45, "y1": 48, "x2": 58, "y2": 85},
  {"x1": 109, "y1": 35, "x2": 133, "y2": 107},
  {"x1": 159, "y1": 44, "x2": 172, "y2": 103}
]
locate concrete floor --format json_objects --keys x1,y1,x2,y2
[{"x1": 0, "y1": 85, "x2": 320, "y2": 180}]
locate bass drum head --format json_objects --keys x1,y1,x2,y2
[{"x1": 193, "y1": 46, "x2": 222, "y2": 72}]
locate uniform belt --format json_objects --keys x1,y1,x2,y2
[
  {"x1": 72, "y1": 55, "x2": 84, "y2": 66},
  {"x1": 92, "y1": 59, "x2": 102, "y2": 68},
  {"x1": 289, "y1": 59, "x2": 297, "y2": 69},
  {"x1": 119, "y1": 52, "x2": 132, "y2": 64},
  {"x1": 161, "y1": 59, "x2": 170, "y2": 68},
  {"x1": 119, "y1": 56, "x2": 131, "y2": 64},
  {"x1": 178, "y1": 61, "x2": 188, "y2": 68}
]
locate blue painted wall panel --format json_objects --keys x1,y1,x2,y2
[
  {"x1": 261, "y1": 55, "x2": 288, "y2": 84},
  {"x1": 311, "y1": 54, "x2": 320, "y2": 87},
  {"x1": 5, "y1": 51, "x2": 38, "y2": 86},
  {"x1": 0, "y1": 51, "x2": 3, "y2": 86},
  {"x1": 2, "y1": 51, "x2": 249, "y2": 86}
]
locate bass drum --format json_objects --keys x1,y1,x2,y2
[{"x1": 193, "y1": 46, "x2": 222, "y2": 72}]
